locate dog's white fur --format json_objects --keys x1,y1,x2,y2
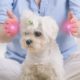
[{"x1": 20, "y1": 11, "x2": 65, "y2": 80}]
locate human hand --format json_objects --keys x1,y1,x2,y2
[
  {"x1": 4, "y1": 10, "x2": 19, "y2": 37},
  {"x1": 0, "y1": 10, "x2": 18, "y2": 43},
  {"x1": 68, "y1": 11, "x2": 80, "y2": 37}
]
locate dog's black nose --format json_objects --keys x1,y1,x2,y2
[{"x1": 26, "y1": 39, "x2": 32, "y2": 45}]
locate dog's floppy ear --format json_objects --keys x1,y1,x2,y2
[{"x1": 41, "y1": 16, "x2": 59, "y2": 40}]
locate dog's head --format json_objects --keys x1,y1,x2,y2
[{"x1": 20, "y1": 11, "x2": 59, "y2": 54}]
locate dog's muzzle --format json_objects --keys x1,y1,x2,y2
[{"x1": 26, "y1": 39, "x2": 32, "y2": 45}]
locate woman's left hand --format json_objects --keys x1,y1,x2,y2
[{"x1": 68, "y1": 11, "x2": 80, "y2": 37}]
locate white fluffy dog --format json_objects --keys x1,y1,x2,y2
[{"x1": 20, "y1": 11, "x2": 65, "y2": 80}]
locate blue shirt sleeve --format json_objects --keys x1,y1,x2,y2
[
  {"x1": 0, "y1": 0, "x2": 13, "y2": 23},
  {"x1": 0, "y1": 0, "x2": 30, "y2": 23},
  {"x1": 69, "y1": 0, "x2": 80, "y2": 20}
]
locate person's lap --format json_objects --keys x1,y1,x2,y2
[
  {"x1": 0, "y1": 58, "x2": 21, "y2": 80},
  {"x1": 0, "y1": 51, "x2": 80, "y2": 80},
  {"x1": 64, "y1": 50, "x2": 80, "y2": 80}
]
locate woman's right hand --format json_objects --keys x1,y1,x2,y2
[
  {"x1": 0, "y1": 11, "x2": 18, "y2": 43},
  {"x1": 4, "y1": 10, "x2": 19, "y2": 37}
]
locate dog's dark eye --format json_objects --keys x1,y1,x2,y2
[{"x1": 34, "y1": 31, "x2": 42, "y2": 37}]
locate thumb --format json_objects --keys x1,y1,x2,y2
[
  {"x1": 68, "y1": 11, "x2": 76, "y2": 21},
  {"x1": 7, "y1": 10, "x2": 16, "y2": 19}
]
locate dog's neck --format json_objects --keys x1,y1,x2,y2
[
  {"x1": 25, "y1": 41, "x2": 61, "y2": 64},
  {"x1": 26, "y1": 47, "x2": 50, "y2": 64}
]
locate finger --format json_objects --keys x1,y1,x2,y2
[
  {"x1": 7, "y1": 10, "x2": 16, "y2": 19},
  {"x1": 68, "y1": 11, "x2": 77, "y2": 21},
  {"x1": 4, "y1": 28, "x2": 9, "y2": 32},
  {"x1": 71, "y1": 32, "x2": 78, "y2": 36},
  {"x1": 5, "y1": 19, "x2": 13, "y2": 24},
  {"x1": 71, "y1": 23, "x2": 78, "y2": 28},
  {"x1": 70, "y1": 18, "x2": 77, "y2": 23},
  {"x1": 5, "y1": 18, "x2": 17, "y2": 25},
  {"x1": 70, "y1": 23, "x2": 78, "y2": 32},
  {"x1": 70, "y1": 27, "x2": 77, "y2": 33}
]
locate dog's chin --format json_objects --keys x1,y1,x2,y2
[{"x1": 26, "y1": 45, "x2": 44, "y2": 54}]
